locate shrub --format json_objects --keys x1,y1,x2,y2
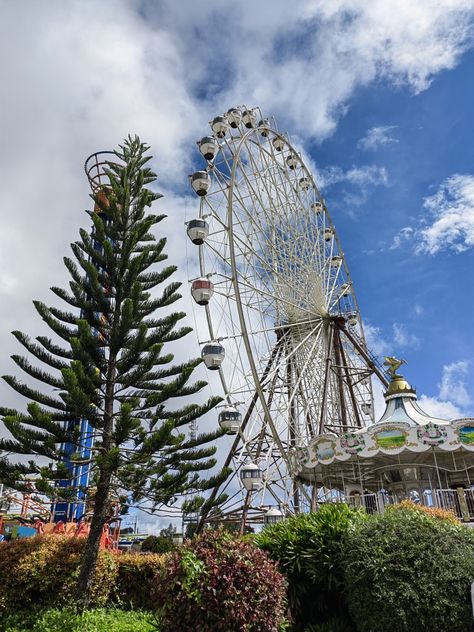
[
  {"x1": 141, "y1": 534, "x2": 175, "y2": 554},
  {"x1": 394, "y1": 499, "x2": 459, "y2": 523},
  {"x1": 255, "y1": 504, "x2": 364, "y2": 630},
  {"x1": 342, "y1": 505, "x2": 474, "y2": 632},
  {"x1": 0, "y1": 536, "x2": 116, "y2": 616},
  {"x1": 115, "y1": 552, "x2": 164, "y2": 609},
  {"x1": 152, "y1": 529, "x2": 287, "y2": 631},
  {"x1": 2, "y1": 607, "x2": 156, "y2": 632}
]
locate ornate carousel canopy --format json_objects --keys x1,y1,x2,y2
[{"x1": 291, "y1": 358, "x2": 474, "y2": 492}]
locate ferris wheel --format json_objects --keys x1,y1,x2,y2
[{"x1": 186, "y1": 106, "x2": 384, "y2": 527}]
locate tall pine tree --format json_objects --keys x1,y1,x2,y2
[{"x1": 0, "y1": 136, "x2": 229, "y2": 608}]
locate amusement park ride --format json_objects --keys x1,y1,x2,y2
[
  {"x1": 186, "y1": 106, "x2": 474, "y2": 530},
  {"x1": 2, "y1": 106, "x2": 474, "y2": 544}
]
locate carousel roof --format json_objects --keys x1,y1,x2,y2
[
  {"x1": 376, "y1": 373, "x2": 449, "y2": 427},
  {"x1": 290, "y1": 362, "x2": 474, "y2": 481}
]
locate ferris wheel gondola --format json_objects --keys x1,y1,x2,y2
[{"x1": 186, "y1": 106, "x2": 384, "y2": 528}]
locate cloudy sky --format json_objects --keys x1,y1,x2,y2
[{"x1": 1, "y1": 0, "x2": 474, "y2": 472}]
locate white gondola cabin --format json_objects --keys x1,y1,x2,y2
[
  {"x1": 190, "y1": 171, "x2": 210, "y2": 197},
  {"x1": 286, "y1": 153, "x2": 298, "y2": 169},
  {"x1": 191, "y1": 278, "x2": 214, "y2": 305},
  {"x1": 227, "y1": 108, "x2": 242, "y2": 128},
  {"x1": 201, "y1": 342, "x2": 225, "y2": 370},
  {"x1": 347, "y1": 313, "x2": 358, "y2": 327},
  {"x1": 218, "y1": 406, "x2": 242, "y2": 434},
  {"x1": 211, "y1": 116, "x2": 229, "y2": 138},
  {"x1": 311, "y1": 201, "x2": 323, "y2": 214},
  {"x1": 299, "y1": 176, "x2": 311, "y2": 190},
  {"x1": 187, "y1": 218, "x2": 209, "y2": 245},
  {"x1": 240, "y1": 462, "x2": 263, "y2": 491},
  {"x1": 361, "y1": 402, "x2": 372, "y2": 415},
  {"x1": 331, "y1": 255, "x2": 342, "y2": 267},
  {"x1": 272, "y1": 137, "x2": 285, "y2": 151},
  {"x1": 198, "y1": 136, "x2": 218, "y2": 161},
  {"x1": 264, "y1": 507, "x2": 284, "y2": 525},
  {"x1": 340, "y1": 283, "x2": 351, "y2": 297},
  {"x1": 242, "y1": 109, "x2": 257, "y2": 128},
  {"x1": 324, "y1": 227, "x2": 334, "y2": 241},
  {"x1": 258, "y1": 119, "x2": 270, "y2": 137}
]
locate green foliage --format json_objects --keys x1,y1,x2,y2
[
  {"x1": 342, "y1": 505, "x2": 474, "y2": 632},
  {"x1": 0, "y1": 536, "x2": 116, "y2": 616},
  {"x1": 115, "y1": 552, "x2": 165, "y2": 610},
  {"x1": 2, "y1": 608, "x2": 157, "y2": 632},
  {"x1": 255, "y1": 504, "x2": 364, "y2": 630},
  {"x1": 153, "y1": 529, "x2": 287, "y2": 631},
  {"x1": 0, "y1": 537, "x2": 164, "y2": 615},
  {"x1": 140, "y1": 535, "x2": 175, "y2": 554}
]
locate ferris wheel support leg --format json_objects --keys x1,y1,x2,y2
[
  {"x1": 239, "y1": 490, "x2": 252, "y2": 535},
  {"x1": 332, "y1": 325, "x2": 348, "y2": 429},
  {"x1": 337, "y1": 328, "x2": 363, "y2": 428},
  {"x1": 318, "y1": 324, "x2": 335, "y2": 435}
]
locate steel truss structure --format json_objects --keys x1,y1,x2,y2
[{"x1": 188, "y1": 106, "x2": 387, "y2": 530}]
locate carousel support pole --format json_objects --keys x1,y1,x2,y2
[
  {"x1": 456, "y1": 488, "x2": 470, "y2": 522},
  {"x1": 432, "y1": 449, "x2": 444, "y2": 508}
]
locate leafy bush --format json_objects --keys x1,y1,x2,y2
[
  {"x1": 115, "y1": 552, "x2": 164, "y2": 609},
  {"x1": 255, "y1": 504, "x2": 364, "y2": 630},
  {"x1": 152, "y1": 529, "x2": 287, "y2": 631},
  {"x1": 342, "y1": 505, "x2": 474, "y2": 632},
  {"x1": 141, "y1": 535, "x2": 175, "y2": 553},
  {"x1": 0, "y1": 536, "x2": 116, "y2": 616},
  {"x1": 394, "y1": 499, "x2": 459, "y2": 523},
  {"x1": 0, "y1": 536, "x2": 166, "y2": 616},
  {"x1": 2, "y1": 608, "x2": 156, "y2": 632}
]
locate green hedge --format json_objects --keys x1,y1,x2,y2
[
  {"x1": 342, "y1": 505, "x2": 474, "y2": 632},
  {"x1": 2, "y1": 608, "x2": 157, "y2": 632},
  {"x1": 0, "y1": 536, "x2": 164, "y2": 617},
  {"x1": 255, "y1": 504, "x2": 364, "y2": 630},
  {"x1": 0, "y1": 536, "x2": 115, "y2": 615}
]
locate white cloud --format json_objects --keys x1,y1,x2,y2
[
  {"x1": 148, "y1": 0, "x2": 474, "y2": 138},
  {"x1": 439, "y1": 360, "x2": 472, "y2": 407},
  {"x1": 363, "y1": 322, "x2": 391, "y2": 357},
  {"x1": 416, "y1": 174, "x2": 474, "y2": 254},
  {"x1": 417, "y1": 360, "x2": 473, "y2": 420},
  {"x1": 390, "y1": 226, "x2": 414, "y2": 250},
  {"x1": 320, "y1": 165, "x2": 388, "y2": 189},
  {"x1": 358, "y1": 125, "x2": 398, "y2": 150},
  {"x1": 392, "y1": 322, "x2": 421, "y2": 349},
  {"x1": 417, "y1": 395, "x2": 463, "y2": 420},
  {"x1": 318, "y1": 164, "x2": 389, "y2": 208}
]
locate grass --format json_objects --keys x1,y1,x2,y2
[{"x1": 1, "y1": 608, "x2": 157, "y2": 632}]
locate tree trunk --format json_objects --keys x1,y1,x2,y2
[
  {"x1": 75, "y1": 467, "x2": 112, "y2": 609},
  {"x1": 75, "y1": 350, "x2": 117, "y2": 610}
]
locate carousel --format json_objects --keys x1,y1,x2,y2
[{"x1": 292, "y1": 358, "x2": 474, "y2": 521}]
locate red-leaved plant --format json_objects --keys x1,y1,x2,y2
[{"x1": 152, "y1": 529, "x2": 287, "y2": 632}]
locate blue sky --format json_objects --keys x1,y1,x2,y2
[
  {"x1": 312, "y1": 52, "x2": 474, "y2": 412},
  {"x1": 0, "y1": 1, "x2": 473, "y2": 516}
]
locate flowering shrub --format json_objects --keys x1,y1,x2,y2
[
  {"x1": 152, "y1": 529, "x2": 287, "y2": 631},
  {"x1": 392, "y1": 499, "x2": 459, "y2": 523}
]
